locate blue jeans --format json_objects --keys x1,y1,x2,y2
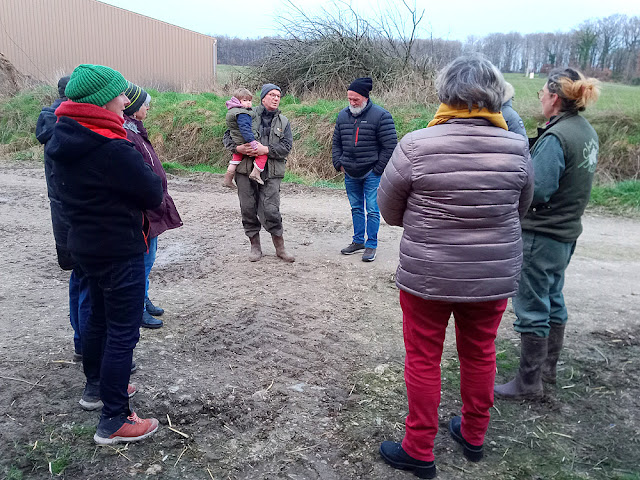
[
  {"x1": 69, "y1": 267, "x2": 91, "y2": 355},
  {"x1": 143, "y1": 236, "x2": 158, "y2": 310},
  {"x1": 513, "y1": 231, "x2": 576, "y2": 338},
  {"x1": 77, "y1": 254, "x2": 145, "y2": 420},
  {"x1": 344, "y1": 172, "x2": 381, "y2": 249}
]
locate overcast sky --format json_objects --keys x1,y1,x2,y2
[{"x1": 99, "y1": 0, "x2": 640, "y2": 41}]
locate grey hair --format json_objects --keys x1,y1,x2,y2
[
  {"x1": 436, "y1": 54, "x2": 506, "y2": 112},
  {"x1": 143, "y1": 93, "x2": 151, "y2": 107},
  {"x1": 502, "y1": 82, "x2": 515, "y2": 103}
]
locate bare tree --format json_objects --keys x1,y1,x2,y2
[{"x1": 249, "y1": 0, "x2": 436, "y2": 98}]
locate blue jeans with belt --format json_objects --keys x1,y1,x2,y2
[
  {"x1": 344, "y1": 171, "x2": 381, "y2": 249},
  {"x1": 77, "y1": 254, "x2": 144, "y2": 420},
  {"x1": 513, "y1": 231, "x2": 576, "y2": 338}
]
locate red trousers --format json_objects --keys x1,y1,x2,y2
[{"x1": 399, "y1": 290, "x2": 507, "y2": 461}]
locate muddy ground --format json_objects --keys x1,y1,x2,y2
[{"x1": 0, "y1": 158, "x2": 639, "y2": 480}]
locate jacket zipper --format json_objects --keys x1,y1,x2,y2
[{"x1": 354, "y1": 124, "x2": 359, "y2": 146}]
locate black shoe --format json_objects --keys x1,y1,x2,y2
[
  {"x1": 130, "y1": 361, "x2": 137, "y2": 374},
  {"x1": 449, "y1": 416, "x2": 483, "y2": 462},
  {"x1": 145, "y1": 298, "x2": 164, "y2": 316},
  {"x1": 73, "y1": 353, "x2": 83, "y2": 363},
  {"x1": 379, "y1": 441, "x2": 436, "y2": 479},
  {"x1": 340, "y1": 242, "x2": 366, "y2": 255},
  {"x1": 362, "y1": 247, "x2": 377, "y2": 262},
  {"x1": 141, "y1": 311, "x2": 163, "y2": 329}
]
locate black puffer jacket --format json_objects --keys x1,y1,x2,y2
[
  {"x1": 332, "y1": 100, "x2": 397, "y2": 178},
  {"x1": 46, "y1": 117, "x2": 163, "y2": 259}
]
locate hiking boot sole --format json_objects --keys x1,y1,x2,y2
[{"x1": 79, "y1": 399, "x2": 103, "y2": 411}]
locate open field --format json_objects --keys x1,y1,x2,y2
[{"x1": 1, "y1": 159, "x2": 640, "y2": 480}]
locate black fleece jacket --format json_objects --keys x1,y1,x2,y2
[{"x1": 45, "y1": 117, "x2": 163, "y2": 259}]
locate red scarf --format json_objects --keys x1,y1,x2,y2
[{"x1": 55, "y1": 101, "x2": 128, "y2": 140}]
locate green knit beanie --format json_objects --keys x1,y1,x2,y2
[{"x1": 65, "y1": 64, "x2": 128, "y2": 106}]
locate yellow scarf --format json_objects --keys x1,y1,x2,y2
[{"x1": 427, "y1": 103, "x2": 508, "y2": 130}]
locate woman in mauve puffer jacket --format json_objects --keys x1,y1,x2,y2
[{"x1": 377, "y1": 55, "x2": 534, "y2": 479}]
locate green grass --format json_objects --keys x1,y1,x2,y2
[
  {"x1": 590, "y1": 181, "x2": 640, "y2": 214},
  {"x1": 2, "y1": 73, "x2": 640, "y2": 212},
  {"x1": 0, "y1": 85, "x2": 55, "y2": 150},
  {"x1": 5, "y1": 466, "x2": 23, "y2": 480},
  {"x1": 215, "y1": 64, "x2": 251, "y2": 85},
  {"x1": 504, "y1": 73, "x2": 640, "y2": 134}
]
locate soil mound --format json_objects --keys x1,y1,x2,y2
[{"x1": 0, "y1": 52, "x2": 26, "y2": 96}]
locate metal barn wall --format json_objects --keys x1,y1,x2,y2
[{"x1": 0, "y1": 0, "x2": 217, "y2": 91}]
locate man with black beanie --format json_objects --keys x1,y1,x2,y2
[{"x1": 332, "y1": 77, "x2": 398, "y2": 262}]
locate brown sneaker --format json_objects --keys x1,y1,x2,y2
[{"x1": 94, "y1": 411, "x2": 159, "y2": 445}]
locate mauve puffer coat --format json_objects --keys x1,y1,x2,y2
[{"x1": 378, "y1": 118, "x2": 534, "y2": 302}]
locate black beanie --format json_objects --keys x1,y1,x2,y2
[
  {"x1": 123, "y1": 82, "x2": 149, "y2": 116},
  {"x1": 57, "y1": 75, "x2": 70, "y2": 99},
  {"x1": 348, "y1": 77, "x2": 373, "y2": 98}
]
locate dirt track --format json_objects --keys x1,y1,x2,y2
[{"x1": 0, "y1": 159, "x2": 639, "y2": 479}]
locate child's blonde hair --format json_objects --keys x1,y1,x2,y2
[{"x1": 233, "y1": 88, "x2": 253, "y2": 101}]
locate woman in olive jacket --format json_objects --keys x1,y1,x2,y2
[
  {"x1": 377, "y1": 55, "x2": 533, "y2": 479},
  {"x1": 494, "y1": 68, "x2": 600, "y2": 400}
]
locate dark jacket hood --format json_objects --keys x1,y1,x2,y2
[{"x1": 47, "y1": 117, "x2": 131, "y2": 164}]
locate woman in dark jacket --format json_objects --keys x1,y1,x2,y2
[
  {"x1": 495, "y1": 68, "x2": 599, "y2": 400},
  {"x1": 47, "y1": 64, "x2": 163, "y2": 445},
  {"x1": 377, "y1": 55, "x2": 534, "y2": 478},
  {"x1": 123, "y1": 84, "x2": 183, "y2": 329}
]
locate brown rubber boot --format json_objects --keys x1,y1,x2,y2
[
  {"x1": 272, "y1": 234, "x2": 295, "y2": 263},
  {"x1": 248, "y1": 234, "x2": 262, "y2": 262},
  {"x1": 494, "y1": 333, "x2": 547, "y2": 400},
  {"x1": 223, "y1": 170, "x2": 236, "y2": 189},
  {"x1": 542, "y1": 324, "x2": 566, "y2": 384},
  {"x1": 249, "y1": 165, "x2": 264, "y2": 185}
]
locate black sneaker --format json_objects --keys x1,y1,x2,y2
[
  {"x1": 449, "y1": 416, "x2": 484, "y2": 462},
  {"x1": 141, "y1": 310, "x2": 163, "y2": 329},
  {"x1": 340, "y1": 242, "x2": 365, "y2": 255},
  {"x1": 362, "y1": 247, "x2": 377, "y2": 262},
  {"x1": 145, "y1": 298, "x2": 164, "y2": 316},
  {"x1": 379, "y1": 441, "x2": 436, "y2": 479},
  {"x1": 79, "y1": 383, "x2": 137, "y2": 411}
]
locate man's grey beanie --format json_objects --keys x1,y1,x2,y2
[{"x1": 260, "y1": 83, "x2": 281, "y2": 101}]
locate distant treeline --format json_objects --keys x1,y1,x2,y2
[{"x1": 215, "y1": 14, "x2": 640, "y2": 83}]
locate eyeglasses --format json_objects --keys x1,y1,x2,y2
[
  {"x1": 267, "y1": 93, "x2": 281, "y2": 99},
  {"x1": 538, "y1": 88, "x2": 558, "y2": 101}
]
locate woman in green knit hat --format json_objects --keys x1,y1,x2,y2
[{"x1": 46, "y1": 64, "x2": 163, "y2": 445}]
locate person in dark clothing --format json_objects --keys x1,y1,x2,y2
[
  {"x1": 223, "y1": 83, "x2": 295, "y2": 263},
  {"x1": 495, "y1": 68, "x2": 600, "y2": 400},
  {"x1": 123, "y1": 83, "x2": 183, "y2": 329},
  {"x1": 46, "y1": 64, "x2": 163, "y2": 445},
  {"x1": 36, "y1": 75, "x2": 91, "y2": 361},
  {"x1": 332, "y1": 77, "x2": 398, "y2": 262}
]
